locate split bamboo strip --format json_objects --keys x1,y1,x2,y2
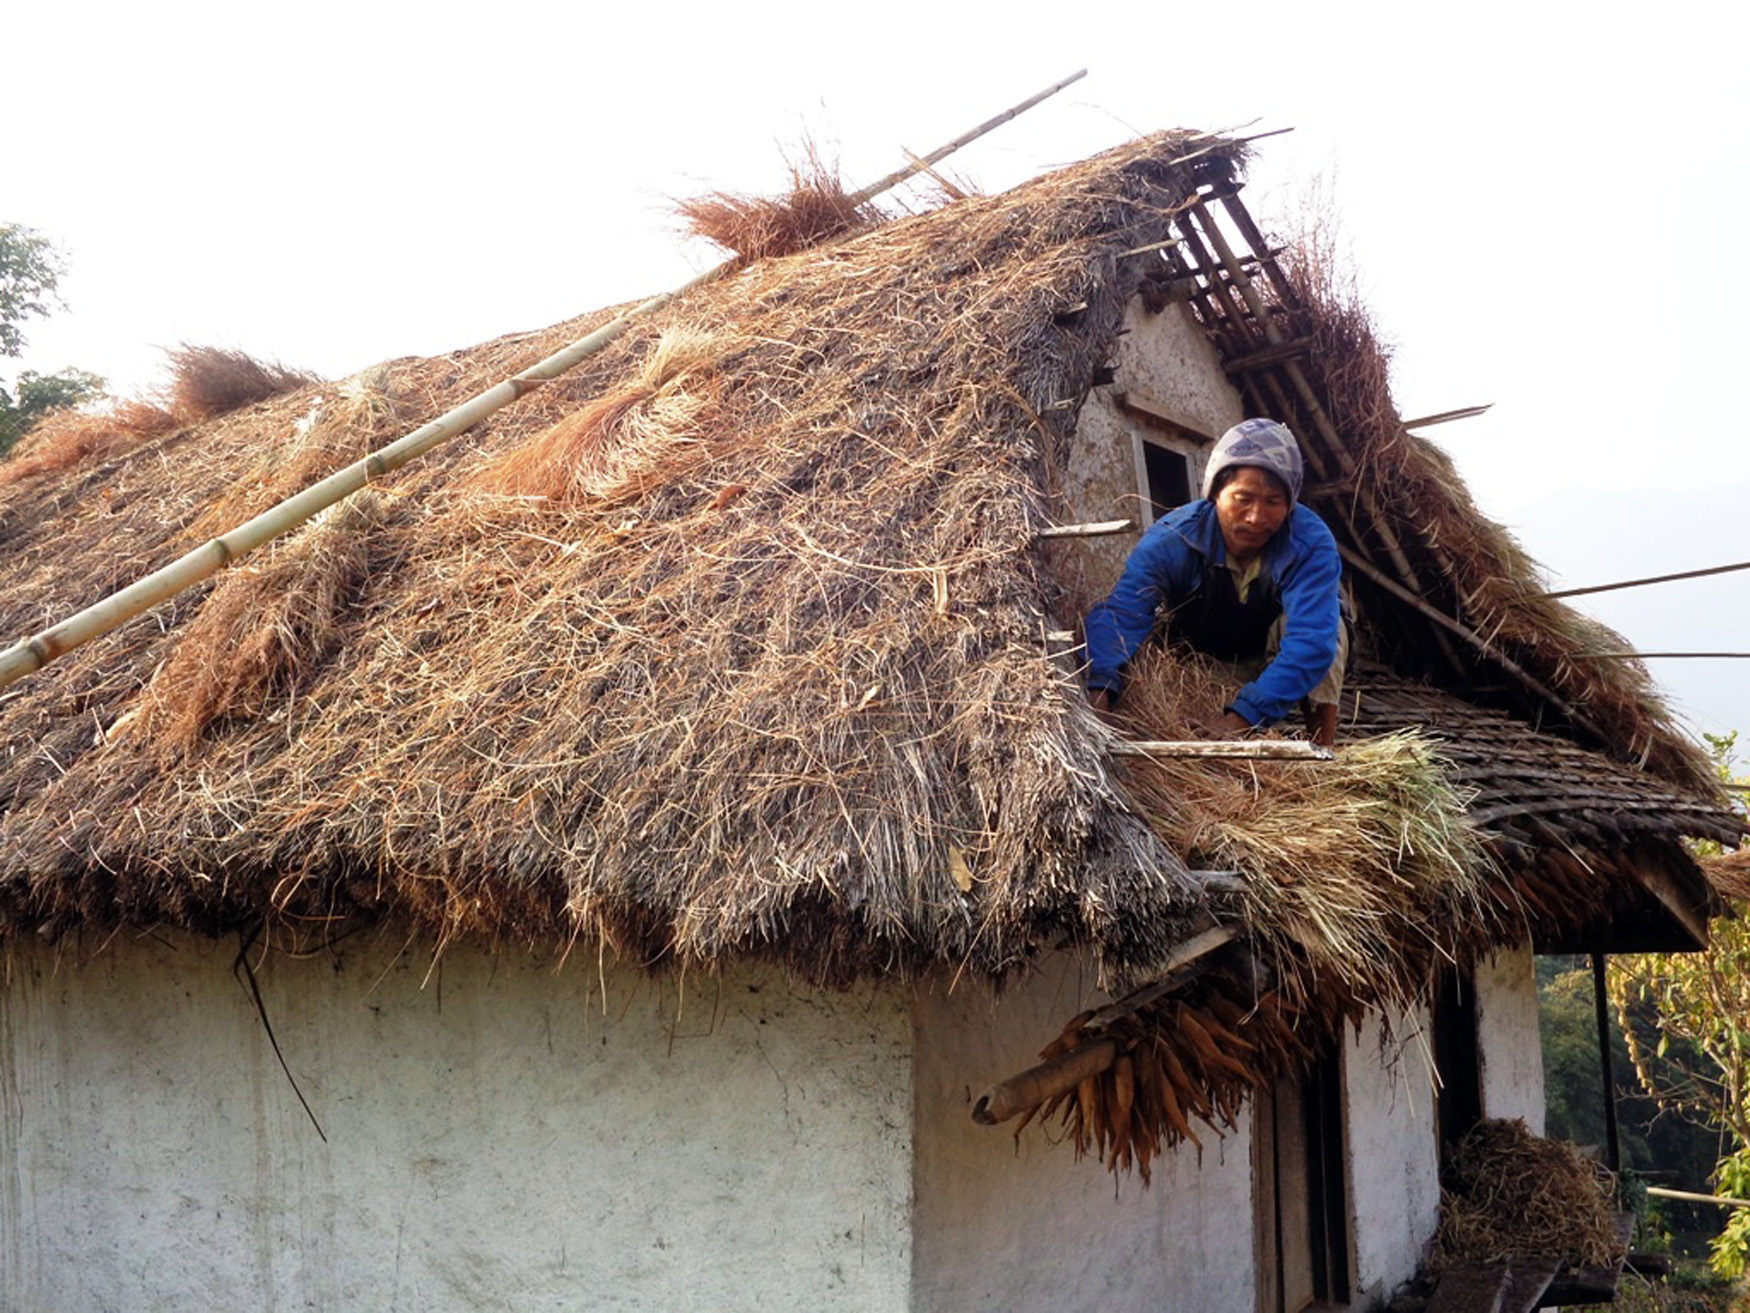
[
  {"x1": 1646, "y1": 1187, "x2": 1750, "y2": 1210},
  {"x1": 1401, "y1": 404, "x2": 1493, "y2": 429},
  {"x1": 1580, "y1": 652, "x2": 1750, "y2": 660},
  {"x1": 1035, "y1": 518, "x2": 1135, "y2": 539},
  {"x1": 1543, "y1": 559, "x2": 1750, "y2": 600},
  {"x1": 0, "y1": 72, "x2": 1089, "y2": 692},
  {"x1": 1111, "y1": 740, "x2": 1334, "y2": 760}
]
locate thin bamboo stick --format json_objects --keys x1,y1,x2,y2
[
  {"x1": 0, "y1": 72, "x2": 1088, "y2": 692},
  {"x1": 1646, "y1": 1187, "x2": 1750, "y2": 1210},
  {"x1": 1035, "y1": 518, "x2": 1135, "y2": 539},
  {"x1": 1579, "y1": 652, "x2": 1750, "y2": 660},
  {"x1": 1401, "y1": 404, "x2": 1492, "y2": 429}
]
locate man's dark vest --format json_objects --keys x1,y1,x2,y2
[{"x1": 1168, "y1": 559, "x2": 1281, "y2": 662}]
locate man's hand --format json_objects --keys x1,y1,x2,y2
[{"x1": 1195, "y1": 708, "x2": 1253, "y2": 738}]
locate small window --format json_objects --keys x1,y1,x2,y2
[{"x1": 1143, "y1": 440, "x2": 1193, "y2": 521}]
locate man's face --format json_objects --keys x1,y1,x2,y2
[{"x1": 1213, "y1": 466, "x2": 1290, "y2": 564}]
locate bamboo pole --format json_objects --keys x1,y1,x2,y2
[
  {"x1": 0, "y1": 72, "x2": 1088, "y2": 692},
  {"x1": 971, "y1": 1037, "x2": 1117, "y2": 1126},
  {"x1": 1646, "y1": 1186, "x2": 1750, "y2": 1209}
]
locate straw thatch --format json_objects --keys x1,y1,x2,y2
[
  {"x1": 0, "y1": 130, "x2": 1735, "y2": 1018},
  {"x1": 1431, "y1": 1118, "x2": 1624, "y2": 1271}
]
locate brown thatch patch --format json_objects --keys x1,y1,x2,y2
[
  {"x1": 128, "y1": 490, "x2": 385, "y2": 756},
  {"x1": 1705, "y1": 848, "x2": 1750, "y2": 902},
  {"x1": 0, "y1": 399, "x2": 178, "y2": 488},
  {"x1": 1106, "y1": 645, "x2": 1500, "y2": 1008},
  {"x1": 0, "y1": 133, "x2": 1238, "y2": 980},
  {"x1": 677, "y1": 143, "x2": 887, "y2": 263},
  {"x1": 1432, "y1": 1118, "x2": 1624, "y2": 1271},
  {"x1": 165, "y1": 345, "x2": 319, "y2": 424},
  {"x1": 477, "y1": 327, "x2": 731, "y2": 505}
]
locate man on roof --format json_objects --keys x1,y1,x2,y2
[{"x1": 1085, "y1": 418, "x2": 1347, "y2": 747}]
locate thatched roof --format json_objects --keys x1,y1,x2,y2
[{"x1": 0, "y1": 131, "x2": 1738, "y2": 1006}]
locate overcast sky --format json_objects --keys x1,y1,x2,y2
[{"x1": 10, "y1": 0, "x2": 1748, "y2": 754}]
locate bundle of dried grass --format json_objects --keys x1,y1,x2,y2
[
  {"x1": 1705, "y1": 848, "x2": 1750, "y2": 903},
  {"x1": 0, "y1": 399, "x2": 178, "y2": 488},
  {"x1": 1431, "y1": 1118, "x2": 1624, "y2": 1271},
  {"x1": 165, "y1": 345, "x2": 319, "y2": 424},
  {"x1": 478, "y1": 327, "x2": 730, "y2": 505},
  {"x1": 677, "y1": 144, "x2": 887, "y2": 262},
  {"x1": 187, "y1": 367, "x2": 402, "y2": 539},
  {"x1": 1111, "y1": 645, "x2": 1499, "y2": 1007},
  {"x1": 132, "y1": 490, "x2": 384, "y2": 755}
]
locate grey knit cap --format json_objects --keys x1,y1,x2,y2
[{"x1": 1201, "y1": 417, "x2": 1304, "y2": 507}]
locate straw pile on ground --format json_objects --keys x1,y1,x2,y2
[{"x1": 1431, "y1": 1118, "x2": 1624, "y2": 1271}]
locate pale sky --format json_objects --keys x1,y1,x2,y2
[{"x1": 10, "y1": 0, "x2": 1749, "y2": 754}]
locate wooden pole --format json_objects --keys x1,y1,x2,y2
[
  {"x1": 1592, "y1": 951, "x2": 1622, "y2": 1174},
  {"x1": 972, "y1": 1037, "x2": 1117, "y2": 1126},
  {"x1": 0, "y1": 72, "x2": 1088, "y2": 693}
]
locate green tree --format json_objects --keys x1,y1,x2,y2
[
  {"x1": 1610, "y1": 732, "x2": 1750, "y2": 1274},
  {"x1": 0, "y1": 223, "x2": 104, "y2": 455}
]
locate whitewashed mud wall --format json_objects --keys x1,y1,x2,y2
[
  {"x1": 1476, "y1": 943, "x2": 1547, "y2": 1132},
  {"x1": 911, "y1": 955, "x2": 1258, "y2": 1313},
  {"x1": 1343, "y1": 1005, "x2": 1444, "y2": 1306},
  {"x1": 0, "y1": 933, "x2": 913, "y2": 1312},
  {"x1": 1057, "y1": 296, "x2": 1247, "y2": 591}
]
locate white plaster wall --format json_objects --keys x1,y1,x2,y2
[
  {"x1": 0, "y1": 932, "x2": 913, "y2": 1312},
  {"x1": 1342, "y1": 1005, "x2": 1444, "y2": 1307},
  {"x1": 910, "y1": 955, "x2": 1256, "y2": 1313},
  {"x1": 1475, "y1": 943, "x2": 1547, "y2": 1132},
  {"x1": 1059, "y1": 298, "x2": 1247, "y2": 594}
]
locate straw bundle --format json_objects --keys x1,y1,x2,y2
[
  {"x1": 1109, "y1": 645, "x2": 1498, "y2": 1006},
  {"x1": 164, "y1": 344, "x2": 319, "y2": 424},
  {"x1": 677, "y1": 145, "x2": 886, "y2": 263},
  {"x1": 131, "y1": 490, "x2": 385, "y2": 755},
  {"x1": 0, "y1": 400, "x2": 178, "y2": 489},
  {"x1": 1431, "y1": 1118, "x2": 1624, "y2": 1271},
  {"x1": 479, "y1": 327, "x2": 732, "y2": 505}
]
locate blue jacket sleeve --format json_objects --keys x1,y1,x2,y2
[
  {"x1": 1084, "y1": 510, "x2": 1203, "y2": 699},
  {"x1": 1227, "y1": 507, "x2": 1342, "y2": 725}
]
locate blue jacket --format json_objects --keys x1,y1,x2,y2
[{"x1": 1084, "y1": 500, "x2": 1343, "y2": 725}]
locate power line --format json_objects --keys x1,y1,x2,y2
[
  {"x1": 1544, "y1": 559, "x2": 1750, "y2": 600},
  {"x1": 1577, "y1": 652, "x2": 1750, "y2": 660}
]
